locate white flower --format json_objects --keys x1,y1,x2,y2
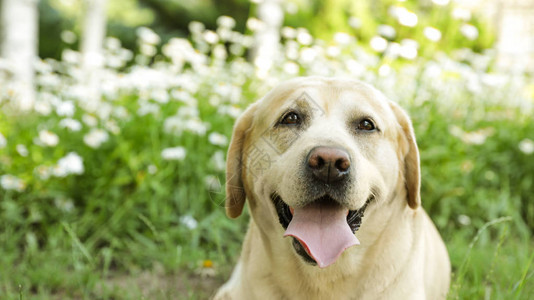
[
  {"x1": 390, "y1": 6, "x2": 418, "y2": 27},
  {"x1": 185, "y1": 119, "x2": 208, "y2": 136},
  {"x1": 460, "y1": 24, "x2": 479, "y2": 40},
  {"x1": 217, "y1": 105, "x2": 242, "y2": 119},
  {"x1": 254, "y1": 56, "x2": 273, "y2": 75},
  {"x1": 204, "y1": 175, "x2": 222, "y2": 192},
  {"x1": 452, "y1": 8, "x2": 471, "y2": 21},
  {"x1": 424, "y1": 63, "x2": 442, "y2": 78},
  {"x1": 217, "y1": 16, "x2": 236, "y2": 28},
  {"x1": 399, "y1": 10, "x2": 418, "y2": 27},
  {"x1": 246, "y1": 18, "x2": 264, "y2": 31},
  {"x1": 464, "y1": 132, "x2": 487, "y2": 145},
  {"x1": 83, "y1": 129, "x2": 109, "y2": 149},
  {"x1": 62, "y1": 49, "x2": 81, "y2": 64},
  {"x1": 286, "y1": 2, "x2": 298, "y2": 14},
  {"x1": 203, "y1": 30, "x2": 219, "y2": 44},
  {"x1": 140, "y1": 44, "x2": 157, "y2": 57},
  {"x1": 189, "y1": 21, "x2": 205, "y2": 33},
  {"x1": 163, "y1": 116, "x2": 185, "y2": 135},
  {"x1": 180, "y1": 215, "x2": 198, "y2": 230},
  {"x1": 283, "y1": 62, "x2": 299, "y2": 75},
  {"x1": 377, "y1": 25, "x2": 396, "y2": 39},
  {"x1": 385, "y1": 42, "x2": 401, "y2": 58},
  {"x1": 210, "y1": 150, "x2": 226, "y2": 171},
  {"x1": 348, "y1": 16, "x2": 361, "y2": 29},
  {"x1": 172, "y1": 90, "x2": 197, "y2": 106},
  {"x1": 449, "y1": 126, "x2": 494, "y2": 145},
  {"x1": 399, "y1": 39, "x2": 419, "y2": 60},
  {"x1": 281, "y1": 42, "x2": 297, "y2": 60},
  {"x1": 137, "y1": 27, "x2": 160, "y2": 45},
  {"x1": 432, "y1": 0, "x2": 450, "y2": 5},
  {"x1": 82, "y1": 114, "x2": 98, "y2": 127},
  {"x1": 59, "y1": 118, "x2": 82, "y2": 131},
  {"x1": 151, "y1": 89, "x2": 169, "y2": 104},
  {"x1": 0, "y1": 132, "x2": 6, "y2": 148},
  {"x1": 148, "y1": 164, "x2": 158, "y2": 174},
  {"x1": 34, "y1": 100, "x2": 52, "y2": 115},
  {"x1": 137, "y1": 102, "x2": 160, "y2": 116},
  {"x1": 346, "y1": 59, "x2": 366, "y2": 76},
  {"x1": 16, "y1": 144, "x2": 28, "y2": 157},
  {"x1": 209, "y1": 95, "x2": 222, "y2": 107},
  {"x1": 370, "y1": 36, "x2": 388, "y2": 52},
  {"x1": 281, "y1": 27, "x2": 297, "y2": 39},
  {"x1": 161, "y1": 146, "x2": 186, "y2": 161},
  {"x1": 53, "y1": 152, "x2": 84, "y2": 177},
  {"x1": 38, "y1": 73, "x2": 61, "y2": 88},
  {"x1": 54, "y1": 197, "x2": 75, "y2": 213},
  {"x1": 38, "y1": 130, "x2": 59, "y2": 147},
  {"x1": 60, "y1": 30, "x2": 77, "y2": 44},
  {"x1": 296, "y1": 29, "x2": 313, "y2": 45},
  {"x1": 34, "y1": 59, "x2": 53, "y2": 74},
  {"x1": 378, "y1": 64, "x2": 392, "y2": 77},
  {"x1": 208, "y1": 132, "x2": 228, "y2": 146},
  {"x1": 105, "y1": 37, "x2": 121, "y2": 50},
  {"x1": 213, "y1": 44, "x2": 227, "y2": 60},
  {"x1": 113, "y1": 106, "x2": 129, "y2": 120},
  {"x1": 326, "y1": 46, "x2": 341, "y2": 57},
  {"x1": 519, "y1": 139, "x2": 534, "y2": 155},
  {"x1": 105, "y1": 120, "x2": 120, "y2": 135},
  {"x1": 333, "y1": 32, "x2": 352, "y2": 45},
  {"x1": 0, "y1": 174, "x2": 25, "y2": 192},
  {"x1": 457, "y1": 214, "x2": 471, "y2": 226},
  {"x1": 423, "y1": 27, "x2": 442, "y2": 42},
  {"x1": 300, "y1": 47, "x2": 318, "y2": 63},
  {"x1": 35, "y1": 165, "x2": 52, "y2": 180}
]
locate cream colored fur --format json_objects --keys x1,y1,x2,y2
[{"x1": 215, "y1": 77, "x2": 450, "y2": 300}]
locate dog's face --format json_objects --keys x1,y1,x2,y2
[{"x1": 225, "y1": 77, "x2": 420, "y2": 268}]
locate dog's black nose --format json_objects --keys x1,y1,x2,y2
[{"x1": 307, "y1": 146, "x2": 350, "y2": 183}]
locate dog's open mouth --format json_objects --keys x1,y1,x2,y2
[{"x1": 272, "y1": 194, "x2": 371, "y2": 268}]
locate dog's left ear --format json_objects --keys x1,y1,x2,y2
[
  {"x1": 389, "y1": 101, "x2": 421, "y2": 209},
  {"x1": 225, "y1": 103, "x2": 258, "y2": 218}
]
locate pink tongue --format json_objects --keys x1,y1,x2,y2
[{"x1": 284, "y1": 202, "x2": 360, "y2": 268}]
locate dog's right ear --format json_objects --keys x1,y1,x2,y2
[
  {"x1": 389, "y1": 101, "x2": 421, "y2": 210},
  {"x1": 225, "y1": 103, "x2": 257, "y2": 218}
]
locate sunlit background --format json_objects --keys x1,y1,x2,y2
[{"x1": 0, "y1": 0, "x2": 533, "y2": 298}]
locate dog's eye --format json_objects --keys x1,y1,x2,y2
[
  {"x1": 357, "y1": 119, "x2": 376, "y2": 131},
  {"x1": 280, "y1": 112, "x2": 301, "y2": 125}
]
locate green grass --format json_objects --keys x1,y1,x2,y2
[{"x1": 1, "y1": 214, "x2": 532, "y2": 299}]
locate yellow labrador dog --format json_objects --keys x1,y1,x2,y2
[{"x1": 215, "y1": 77, "x2": 450, "y2": 299}]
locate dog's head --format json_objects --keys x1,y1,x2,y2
[{"x1": 225, "y1": 77, "x2": 420, "y2": 268}]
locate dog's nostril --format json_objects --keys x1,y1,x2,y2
[
  {"x1": 335, "y1": 158, "x2": 350, "y2": 172},
  {"x1": 317, "y1": 157, "x2": 325, "y2": 168},
  {"x1": 307, "y1": 146, "x2": 351, "y2": 183},
  {"x1": 308, "y1": 154, "x2": 325, "y2": 169}
]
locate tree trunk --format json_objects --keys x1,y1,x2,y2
[
  {"x1": 252, "y1": 0, "x2": 283, "y2": 77},
  {"x1": 0, "y1": 0, "x2": 39, "y2": 110},
  {"x1": 81, "y1": 0, "x2": 107, "y2": 109}
]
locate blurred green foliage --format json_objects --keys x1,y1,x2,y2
[
  {"x1": 38, "y1": 0, "x2": 494, "y2": 60},
  {"x1": 285, "y1": 0, "x2": 494, "y2": 53},
  {"x1": 39, "y1": 0, "x2": 252, "y2": 58},
  {"x1": 412, "y1": 100, "x2": 534, "y2": 235}
]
